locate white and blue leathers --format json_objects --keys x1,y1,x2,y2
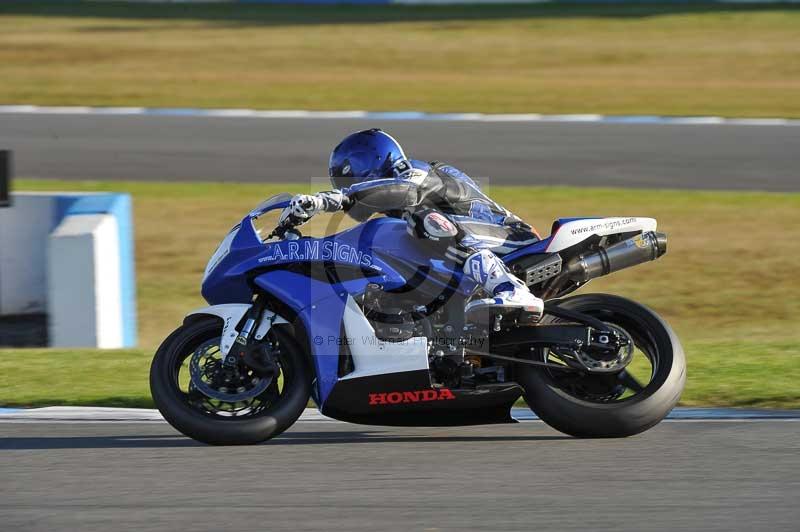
[{"x1": 285, "y1": 160, "x2": 544, "y2": 316}]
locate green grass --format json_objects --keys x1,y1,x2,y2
[
  {"x1": 0, "y1": 349, "x2": 153, "y2": 408},
  {"x1": 1, "y1": 2, "x2": 799, "y2": 116},
  {"x1": 1, "y1": 341, "x2": 796, "y2": 409},
  {"x1": 2, "y1": 179, "x2": 799, "y2": 408}
]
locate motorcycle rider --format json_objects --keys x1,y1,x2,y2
[{"x1": 279, "y1": 128, "x2": 544, "y2": 319}]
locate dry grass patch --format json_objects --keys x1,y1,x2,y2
[{"x1": 1, "y1": 3, "x2": 799, "y2": 116}]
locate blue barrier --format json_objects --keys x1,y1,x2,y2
[{"x1": 54, "y1": 194, "x2": 137, "y2": 348}]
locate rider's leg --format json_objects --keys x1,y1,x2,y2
[
  {"x1": 405, "y1": 209, "x2": 543, "y2": 319},
  {"x1": 461, "y1": 248, "x2": 544, "y2": 319}
]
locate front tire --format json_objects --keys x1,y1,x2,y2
[
  {"x1": 150, "y1": 317, "x2": 312, "y2": 445},
  {"x1": 517, "y1": 294, "x2": 686, "y2": 438}
]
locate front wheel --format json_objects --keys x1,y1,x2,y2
[
  {"x1": 150, "y1": 317, "x2": 312, "y2": 445},
  {"x1": 517, "y1": 294, "x2": 686, "y2": 438}
]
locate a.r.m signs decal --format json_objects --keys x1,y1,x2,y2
[{"x1": 259, "y1": 240, "x2": 374, "y2": 268}]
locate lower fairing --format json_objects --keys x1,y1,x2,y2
[{"x1": 320, "y1": 369, "x2": 523, "y2": 426}]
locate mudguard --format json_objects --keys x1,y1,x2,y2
[{"x1": 185, "y1": 304, "x2": 288, "y2": 356}]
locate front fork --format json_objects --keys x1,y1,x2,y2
[{"x1": 223, "y1": 296, "x2": 268, "y2": 368}]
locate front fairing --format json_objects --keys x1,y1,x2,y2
[
  {"x1": 201, "y1": 202, "x2": 477, "y2": 308},
  {"x1": 201, "y1": 215, "x2": 265, "y2": 304}
]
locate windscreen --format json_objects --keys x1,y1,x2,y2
[{"x1": 249, "y1": 193, "x2": 293, "y2": 219}]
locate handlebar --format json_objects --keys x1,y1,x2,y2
[
  {"x1": 265, "y1": 195, "x2": 318, "y2": 240},
  {"x1": 267, "y1": 215, "x2": 303, "y2": 240}
]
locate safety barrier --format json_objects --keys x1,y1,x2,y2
[{"x1": 0, "y1": 192, "x2": 136, "y2": 348}]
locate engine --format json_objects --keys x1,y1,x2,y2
[
  {"x1": 359, "y1": 283, "x2": 503, "y2": 388},
  {"x1": 361, "y1": 283, "x2": 429, "y2": 342}
]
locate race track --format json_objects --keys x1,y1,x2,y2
[
  {"x1": 2, "y1": 111, "x2": 798, "y2": 531},
  {"x1": 2, "y1": 112, "x2": 799, "y2": 191},
  {"x1": 2, "y1": 419, "x2": 799, "y2": 531}
]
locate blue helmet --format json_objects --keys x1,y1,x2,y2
[{"x1": 328, "y1": 128, "x2": 408, "y2": 189}]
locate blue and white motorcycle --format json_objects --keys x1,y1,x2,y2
[{"x1": 150, "y1": 193, "x2": 686, "y2": 444}]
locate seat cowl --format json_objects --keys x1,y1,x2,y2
[{"x1": 546, "y1": 217, "x2": 658, "y2": 253}]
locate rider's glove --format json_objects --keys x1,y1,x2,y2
[
  {"x1": 279, "y1": 194, "x2": 324, "y2": 226},
  {"x1": 279, "y1": 191, "x2": 350, "y2": 227}
]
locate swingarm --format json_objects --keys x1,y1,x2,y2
[{"x1": 476, "y1": 304, "x2": 634, "y2": 373}]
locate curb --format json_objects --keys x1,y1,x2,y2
[{"x1": 2, "y1": 105, "x2": 799, "y2": 127}]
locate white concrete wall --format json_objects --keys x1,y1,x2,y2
[{"x1": 47, "y1": 214, "x2": 124, "y2": 348}]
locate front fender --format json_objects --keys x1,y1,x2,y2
[{"x1": 185, "y1": 304, "x2": 288, "y2": 356}]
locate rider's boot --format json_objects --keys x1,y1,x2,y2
[{"x1": 463, "y1": 249, "x2": 544, "y2": 321}]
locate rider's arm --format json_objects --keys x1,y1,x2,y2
[
  {"x1": 293, "y1": 178, "x2": 423, "y2": 223},
  {"x1": 286, "y1": 165, "x2": 426, "y2": 222},
  {"x1": 314, "y1": 190, "x2": 351, "y2": 213},
  {"x1": 340, "y1": 178, "x2": 421, "y2": 219}
]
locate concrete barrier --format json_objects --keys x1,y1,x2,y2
[{"x1": 0, "y1": 192, "x2": 136, "y2": 348}]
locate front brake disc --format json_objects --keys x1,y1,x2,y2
[{"x1": 188, "y1": 339, "x2": 272, "y2": 402}]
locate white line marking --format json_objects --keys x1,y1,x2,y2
[
  {"x1": 1, "y1": 105, "x2": 798, "y2": 126},
  {"x1": 1, "y1": 406, "x2": 797, "y2": 424}
]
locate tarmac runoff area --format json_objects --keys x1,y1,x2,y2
[{"x1": 1, "y1": 407, "x2": 799, "y2": 532}]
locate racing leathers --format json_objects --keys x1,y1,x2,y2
[{"x1": 280, "y1": 161, "x2": 544, "y2": 318}]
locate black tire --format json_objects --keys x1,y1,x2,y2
[
  {"x1": 517, "y1": 294, "x2": 686, "y2": 438},
  {"x1": 150, "y1": 317, "x2": 312, "y2": 445}
]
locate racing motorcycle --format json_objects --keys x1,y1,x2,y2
[{"x1": 150, "y1": 193, "x2": 686, "y2": 444}]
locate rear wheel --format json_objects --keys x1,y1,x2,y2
[
  {"x1": 517, "y1": 294, "x2": 685, "y2": 438},
  {"x1": 150, "y1": 317, "x2": 311, "y2": 445}
]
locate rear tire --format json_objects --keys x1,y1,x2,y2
[
  {"x1": 517, "y1": 294, "x2": 686, "y2": 438},
  {"x1": 150, "y1": 317, "x2": 311, "y2": 445}
]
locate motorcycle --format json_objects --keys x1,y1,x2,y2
[{"x1": 150, "y1": 193, "x2": 686, "y2": 444}]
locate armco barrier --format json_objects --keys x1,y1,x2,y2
[{"x1": 0, "y1": 192, "x2": 136, "y2": 348}]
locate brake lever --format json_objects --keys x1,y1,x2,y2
[
  {"x1": 267, "y1": 225, "x2": 289, "y2": 241},
  {"x1": 267, "y1": 216, "x2": 302, "y2": 241}
]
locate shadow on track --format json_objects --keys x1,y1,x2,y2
[
  {"x1": 0, "y1": 430, "x2": 570, "y2": 449},
  {"x1": 270, "y1": 432, "x2": 572, "y2": 445}
]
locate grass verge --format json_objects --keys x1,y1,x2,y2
[
  {"x1": 3, "y1": 179, "x2": 799, "y2": 408},
  {"x1": 1, "y1": 2, "x2": 799, "y2": 117}
]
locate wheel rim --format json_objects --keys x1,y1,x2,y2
[
  {"x1": 170, "y1": 331, "x2": 294, "y2": 419},
  {"x1": 542, "y1": 310, "x2": 661, "y2": 404}
]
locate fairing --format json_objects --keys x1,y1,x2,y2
[{"x1": 200, "y1": 202, "x2": 480, "y2": 406}]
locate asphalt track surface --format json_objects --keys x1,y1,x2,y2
[
  {"x1": 2, "y1": 420, "x2": 799, "y2": 532},
  {"x1": 2, "y1": 113, "x2": 799, "y2": 191}
]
